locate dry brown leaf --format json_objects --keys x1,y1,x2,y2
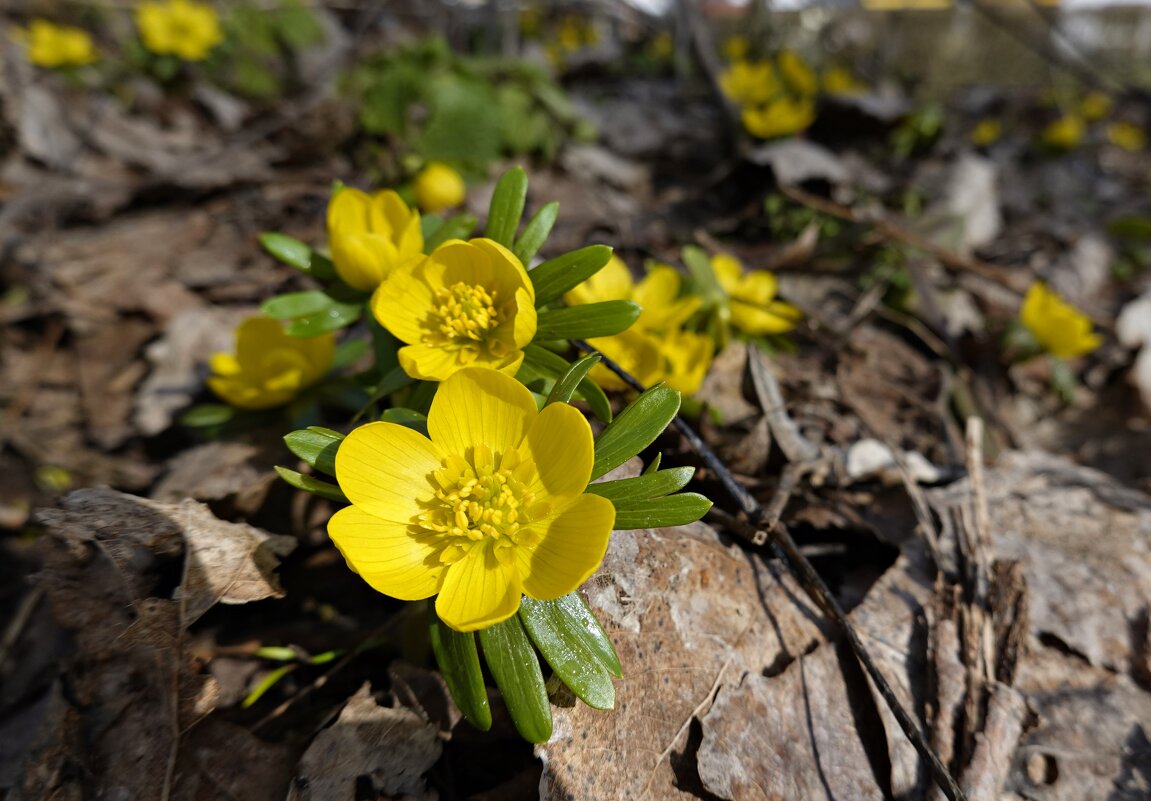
[
  {"x1": 290, "y1": 683, "x2": 441, "y2": 801},
  {"x1": 539, "y1": 522, "x2": 825, "y2": 800}
]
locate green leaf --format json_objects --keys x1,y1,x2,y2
[
  {"x1": 530, "y1": 245, "x2": 613, "y2": 306},
  {"x1": 379, "y1": 407, "x2": 429, "y2": 436},
  {"x1": 285, "y1": 302, "x2": 362, "y2": 337},
  {"x1": 681, "y1": 244, "x2": 725, "y2": 308},
  {"x1": 519, "y1": 596, "x2": 615, "y2": 710},
  {"x1": 426, "y1": 213, "x2": 479, "y2": 251},
  {"x1": 586, "y1": 466, "x2": 694, "y2": 503},
  {"x1": 514, "y1": 201, "x2": 559, "y2": 266},
  {"x1": 478, "y1": 615, "x2": 552, "y2": 743},
  {"x1": 363, "y1": 365, "x2": 416, "y2": 411},
  {"x1": 262, "y1": 290, "x2": 334, "y2": 320},
  {"x1": 485, "y1": 166, "x2": 528, "y2": 248},
  {"x1": 332, "y1": 338, "x2": 370, "y2": 371},
  {"x1": 591, "y1": 385, "x2": 681, "y2": 479},
  {"x1": 540, "y1": 593, "x2": 621, "y2": 678},
  {"x1": 241, "y1": 664, "x2": 296, "y2": 709},
  {"x1": 545, "y1": 352, "x2": 600, "y2": 407},
  {"x1": 519, "y1": 344, "x2": 611, "y2": 422},
  {"x1": 284, "y1": 427, "x2": 344, "y2": 476},
  {"x1": 274, "y1": 466, "x2": 348, "y2": 503},
  {"x1": 534, "y1": 301, "x2": 640, "y2": 341},
  {"x1": 429, "y1": 611, "x2": 492, "y2": 731},
  {"x1": 611, "y1": 492, "x2": 713, "y2": 529},
  {"x1": 180, "y1": 404, "x2": 235, "y2": 427},
  {"x1": 259, "y1": 232, "x2": 312, "y2": 272}
]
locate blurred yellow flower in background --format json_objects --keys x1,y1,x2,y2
[
  {"x1": 1020, "y1": 281, "x2": 1101, "y2": 359},
  {"x1": 414, "y1": 162, "x2": 467, "y2": 214},
  {"x1": 823, "y1": 66, "x2": 867, "y2": 96},
  {"x1": 328, "y1": 188, "x2": 423, "y2": 292},
  {"x1": 1042, "y1": 115, "x2": 1085, "y2": 151},
  {"x1": 777, "y1": 49, "x2": 818, "y2": 96},
  {"x1": 719, "y1": 59, "x2": 779, "y2": 107},
  {"x1": 329, "y1": 367, "x2": 615, "y2": 632},
  {"x1": 16, "y1": 20, "x2": 98, "y2": 69},
  {"x1": 374, "y1": 238, "x2": 536, "y2": 381},
  {"x1": 741, "y1": 96, "x2": 816, "y2": 140},
  {"x1": 1106, "y1": 121, "x2": 1145, "y2": 152},
  {"x1": 970, "y1": 118, "x2": 1002, "y2": 147},
  {"x1": 208, "y1": 317, "x2": 334, "y2": 409},
  {"x1": 136, "y1": 0, "x2": 223, "y2": 61},
  {"x1": 565, "y1": 256, "x2": 713, "y2": 394},
  {"x1": 1078, "y1": 91, "x2": 1113, "y2": 122},
  {"x1": 722, "y1": 35, "x2": 749, "y2": 62},
  {"x1": 711, "y1": 253, "x2": 802, "y2": 336}
]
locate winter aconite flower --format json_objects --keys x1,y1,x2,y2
[
  {"x1": 741, "y1": 96, "x2": 816, "y2": 141},
  {"x1": 1020, "y1": 281, "x2": 1101, "y2": 360},
  {"x1": 971, "y1": 118, "x2": 1002, "y2": 147},
  {"x1": 712, "y1": 253, "x2": 802, "y2": 336},
  {"x1": 329, "y1": 367, "x2": 615, "y2": 632},
  {"x1": 414, "y1": 162, "x2": 467, "y2": 214},
  {"x1": 328, "y1": 188, "x2": 424, "y2": 292},
  {"x1": 719, "y1": 59, "x2": 779, "y2": 107},
  {"x1": 136, "y1": 0, "x2": 223, "y2": 62},
  {"x1": 1042, "y1": 115, "x2": 1085, "y2": 151},
  {"x1": 1106, "y1": 121, "x2": 1145, "y2": 152},
  {"x1": 208, "y1": 317, "x2": 335, "y2": 409},
  {"x1": 17, "y1": 20, "x2": 98, "y2": 69},
  {"x1": 565, "y1": 256, "x2": 713, "y2": 394},
  {"x1": 823, "y1": 66, "x2": 867, "y2": 96},
  {"x1": 1078, "y1": 91, "x2": 1112, "y2": 122},
  {"x1": 373, "y1": 239, "x2": 536, "y2": 381}
]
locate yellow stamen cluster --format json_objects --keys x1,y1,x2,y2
[
  {"x1": 420, "y1": 445, "x2": 543, "y2": 566},
  {"x1": 426, "y1": 283, "x2": 507, "y2": 357}
]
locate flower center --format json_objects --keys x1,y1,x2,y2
[
  {"x1": 418, "y1": 444, "x2": 543, "y2": 566},
  {"x1": 427, "y1": 282, "x2": 501, "y2": 345}
]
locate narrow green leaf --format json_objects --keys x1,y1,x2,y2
[
  {"x1": 552, "y1": 593, "x2": 621, "y2": 678},
  {"x1": 284, "y1": 427, "x2": 344, "y2": 476},
  {"x1": 262, "y1": 290, "x2": 334, "y2": 320},
  {"x1": 643, "y1": 453, "x2": 662, "y2": 474},
  {"x1": 362, "y1": 365, "x2": 416, "y2": 412},
  {"x1": 379, "y1": 407, "x2": 429, "y2": 436},
  {"x1": 591, "y1": 385, "x2": 681, "y2": 479},
  {"x1": 426, "y1": 212, "x2": 479, "y2": 251},
  {"x1": 180, "y1": 404, "x2": 235, "y2": 427},
  {"x1": 478, "y1": 615, "x2": 552, "y2": 743},
  {"x1": 534, "y1": 301, "x2": 640, "y2": 341},
  {"x1": 586, "y1": 467, "x2": 694, "y2": 503},
  {"x1": 519, "y1": 344, "x2": 611, "y2": 422},
  {"x1": 514, "y1": 201, "x2": 559, "y2": 266},
  {"x1": 241, "y1": 664, "x2": 296, "y2": 708},
  {"x1": 681, "y1": 245, "x2": 725, "y2": 308},
  {"x1": 285, "y1": 302, "x2": 362, "y2": 336},
  {"x1": 332, "y1": 338, "x2": 370, "y2": 370},
  {"x1": 308, "y1": 251, "x2": 339, "y2": 283},
  {"x1": 485, "y1": 166, "x2": 528, "y2": 248},
  {"x1": 259, "y1": 232, "x2": 312, "y2": 272},
  {"x1": 530, "y1": 244, "x2": 613, "y2": 306},
  {"x1": 429, "y1": 610, "x2": 492, "y2": 731},
  {"x1": 610, "y1": 492, "x2": 713, "y2": 530},
  {"x1": 274, "y1": 466, "x2": 348, "y2": 503},
  {"x1": 520, "y1": 596, "x2": 615, "y2": 710},
  {"x1": 545, "y1": 352, "x2": 600, "y2": 407}
]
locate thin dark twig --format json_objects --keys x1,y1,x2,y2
[{"x1": 573, "y1": 339, "x2": 968, "y2": 801}]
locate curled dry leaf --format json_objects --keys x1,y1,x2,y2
[{"x1": 290, "y1": 683, "x2": 442, "y2": 801}]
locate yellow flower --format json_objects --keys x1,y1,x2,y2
[
  {"x1": 970, "y1": 118, "x2": 1002, "y2": 147},
  {"x1": 414, "y1": 162, "x2": 467, "y2": 214},
  {"x1": 18, "y1": 20, "x2": 98, "y2": 69},
  {"x1": 207, "y1": 317, "x2": 334, "y2": 409},
  {"x1": 777, "y1": 49, "x2": 818, "y2": 97},
  {"x1": 329, "y1": 367, "x2": 616, "y2": 632},
  {"x1": 1078, "y1": 91, "x2": 1112, "y2": 122},
  {"x1": 741, "y1": 96, "x2": 816, "y2": 139},
  {"x1": 1042, "y1": 115, "x2": 1085, "y2": 151},
  {"x1": 1020, "y1": 282, "x2": 1101, "y2": 360},
  {"x1": 719, "y1": 59, "x2": 779, "y2": 107},
  {"x1": 374, "y1": 238, "x2": 536, "y2": 381},
  {"x1": 136, "y1": 0, "x2": 222, "y2": 61},
  {"x1": 328, "y1": 187, "x2": 424, "y2": 292},
  {"x1": 565, "y1": 256, "x2": 712, "y2": 394},
  {"x1": 823, "y1": 66, "x2": 867, "y2": 96},
  {"x1": 1106, "y1": 121, "x2": 1145, "y2": 152},
  {"x1": 711, "y1": 253, "x2": 802, "y2": 336},
  {"x1": 722, "y1": 36, "x2": 749, "y2": 63},
  {"x1": 648, "y1": 31, "x2": 673, "y2": 60}
]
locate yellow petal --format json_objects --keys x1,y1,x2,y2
[
  {"x1": 520, "y1": 494, "x2": 615, "y2": 599},
  {"x1": 510, "y1": 287, "x2": 537, "y2": 348},
  {"x1": 470, "y1": 238, "x2": 534, "y2": 304},
  {"x1": 428, "y1": 367, "x2": 538, "y2": 458},
  {"x1": 327, "y1": 506, "x2": 444, "y2": 601},
  {"x1": 565, "y1": 254, "x2": 632, "y2": 306},
  {"x1": 435, "y1": 542, "x2": 523, "y2": 631},
  {"x1": 335, "y1": 421, "x2": 445, "y2": 523},
  {"x1": 730, "y1": 298, "x2": 801, "y2": 335},
  {"x1": 373, "y1": 260, "x2": 436, "y2": 345},
  {"x1": 518, "y1": 402, "x2": 595, "y2": 505},
  {"x1": 328, "y1": 187, "x2": 371, "y2": 235},
  {"x1": 710, "y1": 253, "x2": 744, "y2": 293},
  {"x1": 733, "y1": 270, "x2": 779, "y2": 306},
  {"x1": 397, "y1": 343, "x2": 469, "y2": 382}
]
